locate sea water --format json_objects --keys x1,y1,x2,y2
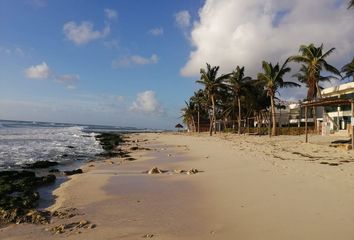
[{"x1": 0, "y1": 119, "x2": 141, "y2": 169}]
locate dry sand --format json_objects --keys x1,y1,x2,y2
[{"x1": 2, "y1": 132, "x2": 354, "y2": 239}]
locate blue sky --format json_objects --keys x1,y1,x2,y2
[
  {"x1": 0, "y1": 0, "x2": 353, "y2": 129},
  {"x1": 0, "y1": 0, "x2": 204, "y2": 129}
]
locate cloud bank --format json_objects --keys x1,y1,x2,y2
[
  {"x1": 181, "y1": 0, "x2": 354, "y2": 78},
  {"x1": 130, "y1": 90, "x2": 164, "y2": 114}
]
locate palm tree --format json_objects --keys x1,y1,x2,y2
[
  {"x1": 293, "y1": 64, "x2": 335, "y2": 99},
  {"x1": 181, "y1": 100, "x2": 196, "y2": 132},
  {"x1": 342, "y1": 57, "x2": 354, "y2": 81},
  {"x1": 226, "y1": 66, "x2": 252, "y2": 135},
  {"x1": 257, "y1": 59, "x2": 300, "y2": 136},
  {"x1": 196, "y1": 63, "x2": 230, "y2": 136},
  {"x1": 289, "y1": 43, "x2": 341, "y2": 100},
  {"x1": 190, "y1": 90, "x2": 208, "y2": 133}
]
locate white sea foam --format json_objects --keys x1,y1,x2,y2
[{"x1": 0, "y1": 125, "x2": 103, "y2": 168}]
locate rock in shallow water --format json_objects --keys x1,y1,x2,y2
[
  {"x1": 64, "y1": 169, "x2": 83, "y2": 176},
  {"x1": 23, "y1": 161, "x2": 59, "y2": 169}
]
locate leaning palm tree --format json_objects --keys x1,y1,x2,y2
[
  {"x1": 289, "y1": 43, "x2": 341, "y2": 100},
  {"x1": 226, "y1": 66, "x2": 252, "y2": 135},
  {"x1": 257, "y1": 59, "x2": 300, "y2": 136},
  {"x1": 342, "y1": 57, "x2": 354, "y2": 81},
  {"x1": 196, "y1": 63, "x2": 230, "y2": 136}
]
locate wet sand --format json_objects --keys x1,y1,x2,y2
[{"x1": 2, "y1": 132, "x2": 354, "y2": 239}]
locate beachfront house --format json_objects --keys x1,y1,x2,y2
[{"x1": 320, "y1": 82, "x2": 354, "y2": 133}]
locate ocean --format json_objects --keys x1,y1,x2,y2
[{"x1": 0, "y1": 119, "x2": 144, "y2": 170}]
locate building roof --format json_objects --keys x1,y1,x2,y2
[{"x1": 321, "y1": 82, "x2": 354, "y2": 97}]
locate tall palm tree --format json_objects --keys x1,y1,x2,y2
[
  {"x1": 257, "y1": 59, "x2": 300, "y2": 136},
  {"x1": 226, "y1": 66, "x2": 252, "y2": 135},
  {"x1": 196, "y1": 63, "x2": 230, "y2": 136},
  {"x1": 289, "y1": 43, "x2": 341, "y2": 100},
  {"x1": 341, "y1": 57, "x2": 354, "y2": 81}
]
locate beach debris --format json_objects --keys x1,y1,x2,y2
[
  {"x1": 51, "y1": 208, "x2": 82, "y2": 219},
  {"x1": 23, "y1": 160, "x2": 59, "y2": 169},
  {"x1": 125, "y1": 157, "x2": 136, "y2": 161},
  {"x1": 142, "y1": 234, "x2": 154, "y2": 238},
  {"x1": 320, "y1": 161, "x2": 329, "y2": 164},
  {"x1": 64, "y1": 169, "x2": 83, "y2": 176},
  {"x1": 187, "y1": 168, "x2": 200, "y2": 175},
  {"x1": 329, "y1": 163, "x2": 340, "y2": 166},
  {"x1": 47, "y1": 220, "x2": 95, "y2": 234},
  {"x1": 67, "y1": 145, "x2": 75, "y2": 149},
  {"x1": 88, "y1": 164, "x2": 95, "y2": 167},
  {"x1": 148, "y1": 167, "x2": 163, "y2": 174},
  {"x1": 167, "y1": 154, "x2": 172, "y2": 157},
  {"x1": 49, "y1": 168, "x2": 60, "y2": 173},
  {"x1": 174, "y1": 169, "x2": 186, "y2": 174}
]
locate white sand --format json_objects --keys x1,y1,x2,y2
[{"x1": 2, "y1": 132, "x2": 354, "y2": 239}]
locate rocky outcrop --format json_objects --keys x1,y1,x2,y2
[{"x1": 0, "y1": 170, "x2": 56, "y2": 224}]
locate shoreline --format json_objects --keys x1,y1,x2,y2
[{"x1": 2, "y1": 132, "x2": 354, "y2": 239}]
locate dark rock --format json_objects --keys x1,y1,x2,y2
[
  {"x1": 67, "y1": 146, "x2": 75, "y2": 149},
  {"x1": 49, "y1": 169, "x2": 59, "y2": 173},
  {"x1": 64, "y1": 169, "x2": 83, "y2": 176},
  {"x1": 125, "y1": 157, "x2": 136, "y2": 161},
  {"x1": 24, "y1": 161, "x2": 59, "y2": 169},
  {"x1": 130, "y1": 146, "x2": 139, "y2": 151},
  {"x1": 39, "y1": 174, "x2": 56, "y2": 185}
]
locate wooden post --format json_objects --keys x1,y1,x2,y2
[
  {"x1": 351, "y1": 102, "x2": 354, "y2": 150},
  {"x1": 305, "y1": 106, "x2": 308, "y2": 143},
  {"x1": 197, "y1": 109, "x2": 200, "y2": 133}
]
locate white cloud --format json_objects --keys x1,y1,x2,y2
[
  {"x1": 63, "y1": 21, "x2": 110, "y2": 45},
  {"x1": 130, "y1": 90, "x2": 164, "y2": 114},
  {"x1": 25, "y1": 62, "x2": 51, "y2": 80},
  {"x1": 105, "y1": 8, "x2": 118, "y2": 20},
  {"x1": 148, "y1": 27, "x2": 164, "y2": 36},
  {"x1": 175, "y1": 10, "x2": 191, "y2": 29},
  {"x1": 112, "y1": 54, "x2": 158, "y2": 68},
  {"x1": 181, "y1": 0, "x2": 354, "y2": 79}
]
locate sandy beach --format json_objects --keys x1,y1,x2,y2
[{"x1": 2, "y1": 132, "x2": 354, "y2": 239}]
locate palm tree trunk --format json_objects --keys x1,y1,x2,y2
[
  {"x1": 197, "y1": 109, "x2": 200, "y2": 133},
  {"x1": 238, "y1": 96, "x2": 241, "y2": 135},
  {"x1": 270, "y1": 95, "x2": 276, "y2": 136},
  {"x1": 211, "y1": 96, "x2": 216, "y2": 135}
]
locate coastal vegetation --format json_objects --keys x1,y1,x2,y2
[{"x1": 182, "y1": 43, "x2": 354, "y2": 136}]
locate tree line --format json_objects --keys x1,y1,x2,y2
[{"x1": 182, "y1": 43, "x2": 354, "y2": 136}]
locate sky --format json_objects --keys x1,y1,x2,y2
[{"x1": 0, "y1": 0, "x2": 353, "y2": 129}]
